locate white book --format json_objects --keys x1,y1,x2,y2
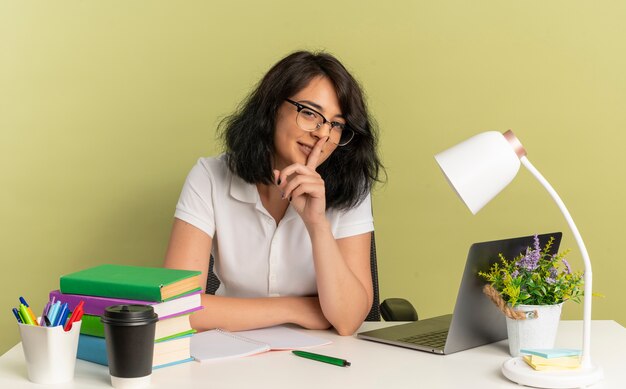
[
  {"x1": 155, "y1": 314, "x2": 193, "y2": 341},
  {"x1": 156, "y1": 335, "x2": 191, "y2": 355},
  {"x1": 153, "y1": 335, "x2": 193, "y2": 368},
  {"x1": 153, "y1": 348, "x2": 193, "y2": 368},
  {"x1": 191, "y1": 325, "x2": 331, "y2": 362}
]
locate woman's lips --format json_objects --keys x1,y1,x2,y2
[{"x1": 298, "y1": 142, "x2": 313, "y2": 157}]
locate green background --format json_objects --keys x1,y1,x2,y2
[{"x1": 1, "y1": 1, "x2": 624, "y2": 353}]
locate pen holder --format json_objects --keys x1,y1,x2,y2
[{"x1": 18, "y1": 319, "x2": 82, "y2": 384}]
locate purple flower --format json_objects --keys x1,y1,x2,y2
[
  {"x1": 511, "y1": 270, "x2": 519, "y2": 278},
  {"x1": 546, "y1": 277, "x2": 556, "y2": 284},
  {"x1": 549, "y1": 267, "x2": 558, "y2": 278},
  {"x1": 533, "y1": 234, "x2": 541, "y2": 252},
  {"x1": 562, "y1": 258, "x2": 571, "y2": 274},
  {"x1": 516, "y1": 239, "x2": 541, "y2": 271}
]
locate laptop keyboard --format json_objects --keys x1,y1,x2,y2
[{"x1": 399, "y1": 329, "x2": 449, "y2": 349}]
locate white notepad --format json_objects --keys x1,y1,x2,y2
[{"x1": 191, "y1": 325, "x2": 331, "y2": 362}]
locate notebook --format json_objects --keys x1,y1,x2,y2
[
  {"x1": 191, "y1": 325, "x2": 331, "y2": 362},
  {"x1": 357, "y1": 233, "x2": 562, "y2": 355}
]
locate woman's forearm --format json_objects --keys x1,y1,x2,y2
[
  {"x1": 189, "y1": 294, "x2": 330, "y2": 332},
  {"x1": 307, "y1": 222, "x2": 372, "y2": 335}
]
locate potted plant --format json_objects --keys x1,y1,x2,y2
[{"x1": 479, "y1": 234, "x2": 584, "y2": 356}]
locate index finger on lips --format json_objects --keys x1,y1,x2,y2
[{"x1": 306, "y1": 137, "x2": 328, "y2": 170}]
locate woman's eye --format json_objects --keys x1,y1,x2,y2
[
  {"x1": 331, "y1": 122, "x2": 346, "y2": 130},
  {"x1": 300, "y1": 109, "x2": 318, "y2": 120}
]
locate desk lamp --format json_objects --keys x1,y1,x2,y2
[{"x1": 434, "y1": 130, "x2": 603, "y2": 388}]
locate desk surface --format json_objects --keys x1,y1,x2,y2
[{"x1": 1, "y1": 320, "x2": 624, "y2": 389}]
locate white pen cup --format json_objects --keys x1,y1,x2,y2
[{"x1": 18, "y1": 319, "x2": 82, "y2": 384}]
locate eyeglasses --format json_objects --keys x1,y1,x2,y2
[{"x1": 285, "y1": 99, "x2": 355, "y2": 146}]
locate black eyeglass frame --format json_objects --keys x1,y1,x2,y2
[{"x1": 284, "y1": 99, "x2": 355, "y2": 146}]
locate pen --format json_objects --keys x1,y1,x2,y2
[
  {"x1": 64, "y1": 301, "x2": 84, "y2": 331},
  {"x1": 49, "y1": 296, "x2": 56, "y2": 313},
  {"x1": 19, "y1": 304, "x2": 35, "y2": 325},
  {"x1": 40, "y1": 301, "x2": 51, "y2": 326},
  {"x1": 64, "y1": 309, "x2": 83, "y2": 332},
  {"x1": 19, "y1": 297, "x2": 39, "y2": 326},
  {"x1": 54, "y1": 303, "x2": 69, "y2": 327},
  {"x1": 292, "y1": 350, "x2": 351, "y2": 367},
  {"x1": 12, "y1": 308, "x2": 23, "y2": 324},
  {"x1": 47, "y1": 301, "x2": 61, "y2": 326},
  {"x1": 59, "y1": 304, "x2": 71, "y2": 327},
  {"x1": 43, "y1": 296, "x2": 55, "y2": 325}
]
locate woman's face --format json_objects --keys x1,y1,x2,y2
[{"x1": 273, "y1": 76, "x2": 343, "y2": 170}]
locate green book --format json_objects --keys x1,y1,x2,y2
[
  {"x1": 60, "y1": 264, "x2": 201, "y2": 302},
  {"x1": 80, "y1": 313, "x2": 196, "y2": 342},
  {"x1": 81, "y1": 314, "x2": 106, "y2": 337}
]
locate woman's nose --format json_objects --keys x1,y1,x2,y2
[{"x1": 312, "y1": 121, "x2": 333, "y2": 138}]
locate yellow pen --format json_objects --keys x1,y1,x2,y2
[{"x1": 19, "y1": 304, "x2": 35, "y2": 325}]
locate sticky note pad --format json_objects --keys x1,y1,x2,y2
[
  {"x1": 520, "y1": 348, "x2": 581, "y2": 359},
  {"x1": 528, "y1": 355, "x2": 581, "y2": 367},
  {"x1": 523, "y1": 355, "x2": 581, "y2": 371}
]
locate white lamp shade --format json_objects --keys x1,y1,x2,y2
[{"x1": 435, "y1": 131, "x2": 521, "y2": 214}]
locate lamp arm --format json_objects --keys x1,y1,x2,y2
[{"x1": 520, "y1": 156, "x2": 593, "y2": 368}]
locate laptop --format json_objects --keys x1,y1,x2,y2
[{"x1": 357, "y1": 232, "x2": 562, "y2": 354}]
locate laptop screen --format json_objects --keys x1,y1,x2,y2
[
  {"x1": 444, "y1": 232, "x2": 563, "y2": 353},
  {"x1": 357, "y1": 232, "x2": 563, "y2": 355}
]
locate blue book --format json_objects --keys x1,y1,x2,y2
[
  {"x1": 77, "y1": 334, "x2": 108, "y2": 365},
  {"x1": 154, "y1": 357, "x2": 194, "y2": 369},
  {"x1": 77, "y1": 333, "x2": 193, "y2": 369},
  {"x1": 520, "y1": 348, "x2": 581, "y2": 359}
]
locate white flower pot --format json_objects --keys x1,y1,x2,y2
[{"x1": 505, "y1": 303, "x2": 563, "y2": 357}]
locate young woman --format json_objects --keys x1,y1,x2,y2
[{"x1": 164, "y1": 51, "x2": 383, "y2": 335}]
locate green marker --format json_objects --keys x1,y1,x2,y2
[{"x1": 292, "y1": 350, "x2": 351, "y2": 367}]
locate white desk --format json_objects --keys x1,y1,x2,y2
[{"x1": 1, "y1": 321, "x2": 624, "y2": 388}]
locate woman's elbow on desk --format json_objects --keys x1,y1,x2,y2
[
  {"x1": 331, "y1": 312, "x2": 368, "y2": 336},
  {"x1": 334, "y1": 324, "x2": 361, "y2": 336}
]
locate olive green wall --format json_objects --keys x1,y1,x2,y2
[{"x1": 2, "y1": 1, "x2": 624, "y2": 353}]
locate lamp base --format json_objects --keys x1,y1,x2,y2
[{"x1": 501, "y1": 357, "x2": 603, "y2": 388}]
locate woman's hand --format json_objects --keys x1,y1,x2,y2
[
  {"x1": 289, "y1": 297, "x2": 331, "y2": 330},
  {"x1": 274, "y1": 137, "x2": 329, "y2": 227}
]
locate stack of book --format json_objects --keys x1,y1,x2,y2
[
  {"x1": 521, "y1": 348, "x2": 582, "y2": 371},
  {"x1": 55, "y1": 264, "x2": 203, "y2": 369}
]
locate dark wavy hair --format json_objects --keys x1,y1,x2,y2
[{"x1": 218, "y1": 50, "x2": 384, "y2": 210}]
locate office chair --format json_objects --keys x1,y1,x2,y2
[
  {"x1": 366, "y1": 232, "x2": 418, "y2": 321},
  {"x1": 205, "y1": 231, "x2": 418, "y2": 322}
]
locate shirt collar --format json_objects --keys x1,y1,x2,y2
[
  {"x1": 228, "y1": 170, "x2": 299, "y2": 223},
  {"x1": 229, "y1": 173, "x2": 258, "y2": 204}
]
